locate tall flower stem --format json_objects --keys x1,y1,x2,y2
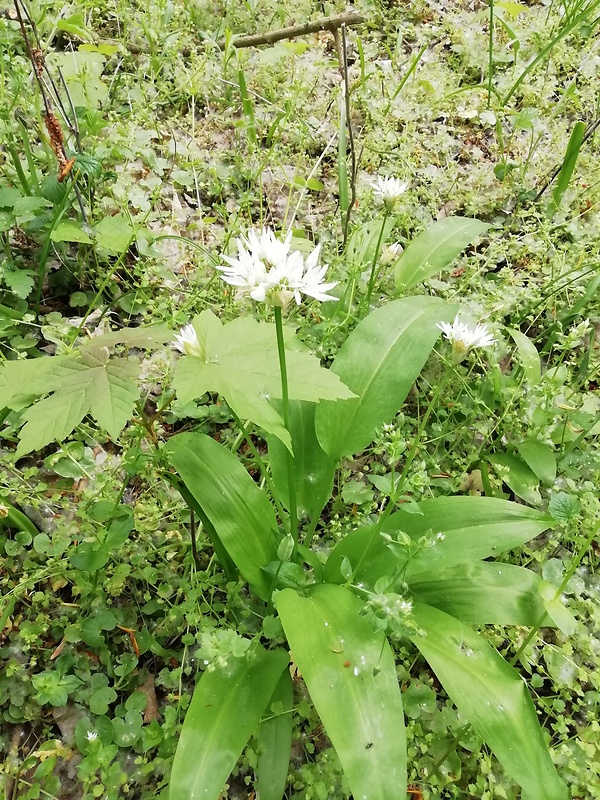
[
  {"x1": 274, "y1": 306, "x2": 299, "y2": 553},
  {"x1": 365, "y1": 210, "x2": 389, "y2": 308}
]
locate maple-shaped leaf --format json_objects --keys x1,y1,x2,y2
[
  {"x1": 80, "y1": 324, "x2": 174, "y2": 353},
  {"x1": 172, "y1": 311, "x2": 355, "y2": 449},
  {"x1": 14, "y1": 350, "x2": 140, "y2": 458},
  {"x1": 0, "y1": 356, "x2": 78, "y2": 410}
]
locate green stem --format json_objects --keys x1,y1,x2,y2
[
  {"x1": 365, "y1": 210, "x2": 389, "y2": 307},
  {"x1": 229, "y1": 408, "x2": 288, "y2": 525},
  {"x1": 487, "y1": 0, "x2": 494, "y2": 107},
  {"x1": 274, "y1": 306, "x2": 298, "y2": 552},
  {"x1": 347, "y1": 370, "x2": 451, "y2": 587}
]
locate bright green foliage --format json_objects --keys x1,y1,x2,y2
[
  {"x1": 408, "y1": 562, "x2": 550, "y2": 625},
  {"x1": 325, "y1": 496, "x2": 556, "y2": 585},
  {"x1": 315, "y1": 296, "x2": 456, "y2": 459},
  {"x1": 169, "y1": 644, "x2": 289, "y2": 800},
  {"x1": 164, "y1": 432, "x2": 280, "y2": 600},
  {"x1": 394, "y1": 217, "x2": 490, "y2": 292},
  {"x1": 255, "y1": 671, "x2": 294, "y2": 800},
  {"x1": 276, "y1": 585, "x2": 407, "y2": 800},
  {"x1": 267, "y1": 400, "x2": 337, "y2": 518},
  {"x1": 0, "y1": 325, "x2": 172, "y2": 456},
  {"x1": 410, "y1": 603, "x2": 569, "y2": 800},
  {"x1": 507, "y1": 327, "x2": 542, "y2": 384},
  {"x1": 173, "y1": 311, "x2": 355, "y2": 450}
]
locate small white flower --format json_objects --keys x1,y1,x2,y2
[
  {"x1": 217, "y1": 227, "x2": 337, "y2": 310},
  {"x1": 379, "y1": 242, "x2": 403, "y2": 266},
  {"x1": 437, "y1": 317, "x2": 496, "y2": 363},
  {"x1": 172, "y1": 324, "x2": 203, "y2": 358},
  {"x1": 86, "y1": 730, "x2": 98, "y2": 742},
  {"x1": 399, "y1": 600, "x2": 413, "y2": 614},
  {"x1": 370, "y1": 176, "x2": 409, "y2": 209}
]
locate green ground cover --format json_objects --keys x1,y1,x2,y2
[{"x1": 1, "y1": 0, "x2": 600, "y2": 798}]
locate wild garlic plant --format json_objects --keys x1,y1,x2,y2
[{"x1": 165, "y1": 222, "x2": 569, "y2": 800}]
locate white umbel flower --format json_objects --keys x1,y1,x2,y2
[
  {"x1": 379, "y1": 242, "x2": 403, "y2": 265},
  {"x1": 437, "y1": 317, "x2": 496, "y2": 363},
  {"x1": 172, "y1": 323, "x2": 203, "y2": 357},
  {"x1": 370, "y1": 176, "x2": 409, "y2": 209},
  {"x1": 217, "y1": 227, "x2": 337, "y2": 309}
]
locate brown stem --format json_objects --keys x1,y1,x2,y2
[
  {"x1": 231, "y1": 11, "x2": 365, "y2": 49},
  {"x1": 85, "y1": 11, "x2": 365, "y2": 57}
]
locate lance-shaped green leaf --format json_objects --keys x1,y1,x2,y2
[
  {"x1": 276, "y1": 585, "x2": 407, "y2": 800},
  {"x1": 173, "y1": 311, "x2": 355, "y2": 449},
  {"x1": 507, "y1": 328, "x2": 541, "y2": 385},
  {"x1": 394, "y1": 217, "x2": 490, "y2": 292},
  {"x1": 169, "y1": 643, "x2": 289, "y2": 800},
  {"x1": 487, "y1": 453, "x2": 541, "y2": 506},
  {"x1": 255, "y1": 669, "x2": 294, "y2": 800},
  {"x1": 410, "y1": 603, "x2": 568, "y2": 800},
  {"x1": 165, "y1": 432, "x2": 279, "y2": 599},
  {"x1": 325, "y1": 497, "x2": 555, "y2": 586},
  {"x1": 315, "y1": 296, "x2": 456, "y2": 459},
  {"x1": 267, "y1": 400, "x2": 336, "y2": 519},
  {"x1": 408, "y1": 562, "x2": 550, "y2": 626}
]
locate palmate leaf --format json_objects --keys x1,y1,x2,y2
[
  {"x1": 169, "y1": 643, "x2": 289, "y2": 800},
  {"x1": 14, "y1": 351, "x2": 140, "y2": 458},
  {"x1": 172, "y1": 311, "x2": 355, "y2": 449},
  {"x1": 410, "y1": 603, "x2": 568, "y2": 800},
  {"x1": 275, "y1": 584, "x2": 407, "y2": 800}
]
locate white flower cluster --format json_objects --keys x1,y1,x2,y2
[
  {"x1": 437, "y1": 317, "x2": 496, "y2": 363},
  {"x1": 370, "y1": 176, "x2": 408, "y2": 209},
  {"x1": 216, "y1": 227, "x2": 337, "y2": 310}
]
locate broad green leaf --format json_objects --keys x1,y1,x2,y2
[
  {"x1": 409, "y1": 562, "x2": 550, "y2": 625},
  {"x1": 80, "y1": 324, "x2": 174, "y2": 351},
  {"x1": 267, "y1": 400, "x2": 336, "y2": 519},
  {"x1": 516, "y1": 440, "x2": 556, "y2": 485},
  {"x1": 410, "y1": 603, "x2": 568, "y2": 800},
  {"x1": 325, "y1": 497, "x2": 554, "y2": 585},
  {"x1": 164, "y1": 432, "x2": 279, "y2": 599},
  {"x1": 507, "y1": 328, "x2": 541, "y2": 384},
  {"x1": 488, "y1": 453, "x2": 541, "y2": 505},
  {"x1": 394, "y1": 217, "x2": 489, "y2": 291},
  {"x1": 69, "y1": 542, "x2": 110, "y2": 571},
  {"x1": 93, "y1": 214, "x2": 134, "y2": 254},
  {"x1": 0, "y1": 357, "x2": 63, "y2": 409},
  {"x1": 50, "y1": 219, "x2": 93, "y2": 244},
  {"x1": 169, "y1": 644, "x2": 288, "y2": 800},
  {"x1": 56, "y1": 13, "x2": 95, "y2": 42},
  {"x1": 255, "y1": 669, "x2": 294, "y2": 800},
  {"x1": 16, "y1": 388, "x2": 89, "y2": 458},
  {"x1": 173, "y1": 312, "x2": 354, "y2": 449},
  {"x1": 276, "y1": 585, "x2": 406, "y2": 800},
  {"x1": 315, "y1": 297, "x2": 456, "y2": 459}
]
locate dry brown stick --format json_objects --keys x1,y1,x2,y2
[{"x1": 231, "y1": 11, "x2": 365, "y2": 49}]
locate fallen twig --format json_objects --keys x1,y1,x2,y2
[{"x1": 231, "y1": 11, "x2": 365, "y2": 49}]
